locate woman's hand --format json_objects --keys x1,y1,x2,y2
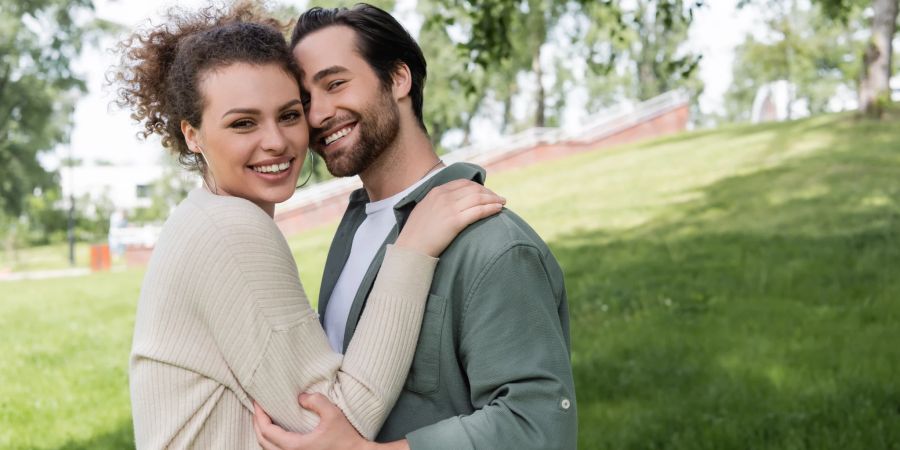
[
  {"x1": 394, "y1": 179, "x2": 505, "y2": 257},
  {"x1": 253, "y1": 394, "x2": 371, "y2": 450}
]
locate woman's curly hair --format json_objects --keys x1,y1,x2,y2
[{"x1": 111, "y1": 1, "x2": 300, "y2": 173}]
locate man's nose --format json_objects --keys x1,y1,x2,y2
[{"x1": 306, "y1": 93, "x2": 335, "y2": 130}]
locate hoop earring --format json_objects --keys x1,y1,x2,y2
[
  {"x1": 296, "y1": 150, "x2": 316, "y2": 189},
  {"x1": 197, "y1": 146, "x2": 219, "y2": 195}
]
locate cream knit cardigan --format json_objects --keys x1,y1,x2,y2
[{"x1": 130, "y1": 188, "x2": 435, "y2": 449}]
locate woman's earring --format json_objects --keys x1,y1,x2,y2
[
  {"x1": 296, "y1": 150, "x2": 316, "y2": 189},
  {"x1": 197, "y1": 146, "x2": 218, "y2": 194}
]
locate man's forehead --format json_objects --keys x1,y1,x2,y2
[{"x1": 293, "y1": 25, "x2": 363, "y2": 78}]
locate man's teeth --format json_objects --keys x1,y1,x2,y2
[
  {"x1": 252, "y1": 161, "x2": 291, "y2": 173},
  {"x1": 324, "y1": 126, "x2": 353, "y2": 145}
]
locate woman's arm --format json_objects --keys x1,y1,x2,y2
[
  {"x1": 194, "y1": 200, "x2": 429, "y2": 439},
  {"x1": 200, "y1": 181, "x2": 503, "y2": 438}
]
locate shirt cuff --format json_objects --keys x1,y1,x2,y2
[{"x1": 371, "y1": 244, "x2": 439, "y2": 304}]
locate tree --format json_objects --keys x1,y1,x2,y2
[
  {"x1": 416, "y1": 1, "x2": 487, "y2": 148},
  {"x1": 726, "y1": 0, "x2": 858, "y2": 121},
  {"x1": 0, "y1": 0, "x2": 108, "y2": 219},
  {"x1": 419, "y1": 0, "x2": 566, "y2": 130},
  {"x1": 813, "y1": 0, "x2": 898, "y2": 117},
  {"x1": 857, "y1": 0, "x2": 898, "y2": 116},
  {"x1": 611, "y1": 0, "x2": 703, "y2": 103},
  {"x1": 421, "y1": 0, "x2": 705, "y2": 135}
]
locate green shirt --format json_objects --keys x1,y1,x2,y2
[{"x1": 319, "y1": 163, "x2": 577, "y2": 450}]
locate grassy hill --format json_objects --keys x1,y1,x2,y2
[{"x1": 2, "y1": 111, "x2": 899, "y2": 449}]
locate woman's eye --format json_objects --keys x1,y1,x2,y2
[
  {"x1": 281, "y1": 110, "x2": 302, "y2": 122},
  {"x1": 230, "y1": 119, "x2": 254, "y2": 129}
]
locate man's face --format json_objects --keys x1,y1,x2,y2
[{"x1": 292, "y1": 25, "x2": 400, "y2": 177}]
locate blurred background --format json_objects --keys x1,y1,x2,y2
[{"x1": 1, "y1": 0, "x2": 899, "y2": 448}]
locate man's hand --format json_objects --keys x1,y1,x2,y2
[{"x1": 252, "y1": 393, "x2": 370, "y2": 450}]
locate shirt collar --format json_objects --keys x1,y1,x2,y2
[
  {"x1": 394, "y1": 162, "x2": 486, "y2": 210},
  {"x1": 346, "y1": 162, "x2": 487, "y2": 210}
]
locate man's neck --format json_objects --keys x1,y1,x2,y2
[{"x1": 359, "y1": 126, "x2": 441, "y2": 202}]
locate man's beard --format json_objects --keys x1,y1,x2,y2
[{"x1": 311, "y1": 89, "x2": 400, "y2": 177}]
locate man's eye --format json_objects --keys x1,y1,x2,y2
[
  {"x1": 327, "y1": 80, "x2": 345, "y2": 90},
  {"x1": 230, "y1": 119, "x2": 254, "y2": 129}
]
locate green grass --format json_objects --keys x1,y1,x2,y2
[
  {"x1": 0, "y1": 242, "x2": 93, "y2": 273},
  {"x1": 1, "y1": 111, "x2": 898, "y2": 449},
  {"x1": 0, "y1": 271, "x2": 142, "y2": 449}
]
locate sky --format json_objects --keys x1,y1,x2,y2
[{"x1": 51, "y1": 0, "x2": 759, "y2": 171}]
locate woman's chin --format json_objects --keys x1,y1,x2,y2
[{"x1": 272, "y1": 182, "x2": 300, "y2": 205}]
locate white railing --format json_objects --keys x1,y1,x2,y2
[{"x1": 275, "y1": 90, "x2": 689, "y2": 216}]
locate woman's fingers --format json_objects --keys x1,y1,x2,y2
[
  {"x1": 429, "y1": 179, "x2": 498, "y2": 200},
  {"x1": 396, "y1": 179, "x2": 507, "y2": 257},
  {"x1": 458, "y1": 202, "x2": 505, "y2": 225},
  {"x1": 449, "y1": 193, "x2": 502, "y2": 221}
]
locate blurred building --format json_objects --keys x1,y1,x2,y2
[
  {"x1": 59, "y1": 164, "x2": 165, "y2": 216},
  {"x1": 751, "y1": 80, "x2": 798, "y2": 123},
  {"x1": 59, "y1": 164, "x2": 167, "y2": 264}
]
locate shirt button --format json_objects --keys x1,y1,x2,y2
[{"x1": 560, "y1": 398, "x2": 571, "y2": 410}]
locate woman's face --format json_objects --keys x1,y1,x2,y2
[{"x1": 183, "y1": 62, "x2": 308, "y2": 216}]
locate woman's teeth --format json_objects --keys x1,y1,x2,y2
[
  {"x1": 252, "y1": 161, "x2": 291, "y2": 174},
  {"x1": 324, "y1": 126, "x2": 353, "y2": 145}
]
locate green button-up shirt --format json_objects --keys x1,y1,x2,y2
[{"x1": 319, "y1": 163, "x2": 577, "y2": 450}]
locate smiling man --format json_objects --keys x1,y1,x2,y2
[{"x1": 254, "y1": 4, "x2": 577, "y2": 450}]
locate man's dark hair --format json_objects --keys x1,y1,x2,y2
[{"x1": 291, "y1": 3, "x2": 428, "y2": 131}]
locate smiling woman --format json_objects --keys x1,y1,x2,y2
[
  {"x1": 108, "y1": 1, "x2": 506, "y2": 449},
  {"x1": 180, "y1": 62, "x2": 307, "y2": 216}
]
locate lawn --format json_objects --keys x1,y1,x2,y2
[
  {"x1": 0, "y1": 242, "x2": 93, "y2": 273},
  {"x1": 1, "y1": 111, "x2": 898, "y2": 449}
]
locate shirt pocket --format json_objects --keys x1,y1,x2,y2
[{"x1": 404, "y1": 293, "x2": 447, "y2": 395}]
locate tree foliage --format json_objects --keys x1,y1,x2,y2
[
  {"x1": 0, "y1": 0, "x2": 110, "y2": 219},
  {"x1": 599, "y1": 0, "x2": 703, "y2": 104},
  {"x1": 416, "y1": 0, "x2": 704, "y2": 141},
  {"x1": 742, "y1": 0, "x2": 899, "y2": 118},
  {"x1": 726, "y1": 0, "x2": 859, "y2": 121}
]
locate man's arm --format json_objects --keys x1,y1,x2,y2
[{"x1": 405, "y1": 243, "x2": 577, "y2": 450}]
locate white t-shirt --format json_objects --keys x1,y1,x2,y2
[{"x1": 324, "y1": 167, "x2": 444, "y2": 353}]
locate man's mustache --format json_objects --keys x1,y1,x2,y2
[{"x1": 310, "y1": 114, "x2": 360, "y2": 143}]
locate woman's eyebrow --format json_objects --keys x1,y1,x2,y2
[{"x1": 222, "y1": 107, "x2": 259, "y2": 119}]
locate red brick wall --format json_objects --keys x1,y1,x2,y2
[
  {"x1": 482, "y1": 105, "x2": 690, "y2": 173},
  {"x1": 275, "y1": 194, "x2": 351, "y2": 235}
]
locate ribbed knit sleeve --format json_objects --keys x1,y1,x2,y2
[
  {"x1": 130, "y1": 189, "x2": 436, "y2": 449},
  {"x1": 246, "y1": 245, "x2": 436, "y2": 439}
]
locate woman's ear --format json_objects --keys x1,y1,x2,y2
[
  {"x1": 390, "y1": 63, "x2": 412, "y2": 101},
  {"x1": 181, "y1": 120, "x2": 201, "y2": 154}
]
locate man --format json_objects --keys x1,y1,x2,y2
[{"x1": 255, "y1": 4, "x2": 577, "y2": 449}]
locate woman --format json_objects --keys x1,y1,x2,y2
[{"x1": 113, "y1": 2, "x2": 504, "y2": 448}]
